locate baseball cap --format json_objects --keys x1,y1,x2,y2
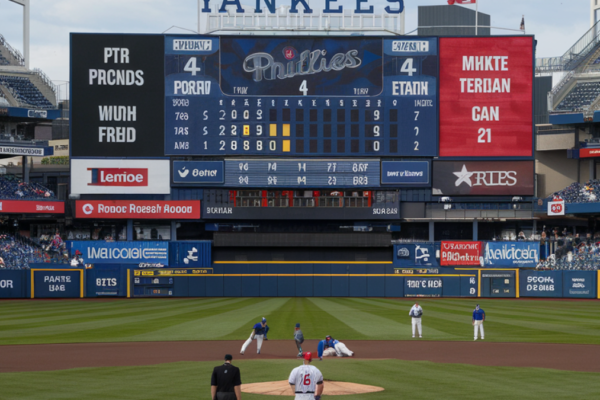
[
  {"x1": 295, "y1": 323, "x2": 300, "y2": 328},
  {"x1": 475, "y1": 304, "x2": 480, "y2": 310},
  {"x1": 325, "y1": 335, "x2": 331, "y2": 339},
  {"x1": 303, "y1": 352, "x2": 312, "y2": 361},
  {"x1": 224, "y1": 354, "x2": 233, "y2": 361},
  {"x1": 262, "y1": 317, "x2": 267, "y2": 323}
]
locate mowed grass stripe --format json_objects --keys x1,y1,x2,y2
[
  {"x1": 127, "y1": 297, "x2": 290, "y2": 341},
  {"x1": 0, "y1": 298, "x2": 255, "y2": 344},
  {"x1": 2, "y1": 360, "x2": 600, "y2": 400},
  {"x1": 0, "y1": 298, "x2": 234, "y2": 325}
]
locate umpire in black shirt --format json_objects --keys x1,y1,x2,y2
[{"x1": 211, "y1": 354, "x2": 242, "y2": 400}]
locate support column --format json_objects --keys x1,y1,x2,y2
[
  {"x1": 127, "y1": 220, "x2": 134, "y2": 241},
  {"x1": 473, "y1": 219, "x2": 478, "y2": 241},
  {"x1": 428, "y1": 221, "x2": 434, "y2": 242},
  {"x1": 171, "y1": 221, "x2": 177, "y2": 241}
]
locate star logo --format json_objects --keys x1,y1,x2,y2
[{"x1": 453, "y1": 165, "x2": 474, "y2": 187}]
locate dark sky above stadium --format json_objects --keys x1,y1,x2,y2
[{"x1": 0, "y1": 0, "x2": 591, "y2": 84}]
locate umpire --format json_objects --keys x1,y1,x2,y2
[{"x1": 211, "y1": 354, "x2": 242, "y2": 400}]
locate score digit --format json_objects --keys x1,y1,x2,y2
[
  {"x1": 183, "y1": 57, "x2": 201, "y2": 76},
  {"x1": 299, "y1": 80, "x2": 308, "y2": 96},
  {"x1": 401, "y1": 58, "x2": 417, "y2": 76},
  {"x1": 478, "y1": 128, "x2": 491, "y2": 143}
]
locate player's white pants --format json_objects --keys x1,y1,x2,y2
[
  {"x1": 334, "y1": 342, "x2": 354, "y2": 357},
  {"x1": 474, "y1": 320, "x2": 484, "y2": 340},
  {"x1": 322, "y1": 348, "x2": 337, "y2": 357},
  {"x1": 241, "y1": 333, "x2": 264, "y2": 353},
  {"x1": 294, "y1": 394, "x2": 316, "y2": 400},
  {"x1": 412, "y1": 317, "x2": 422, "y2": 337}
]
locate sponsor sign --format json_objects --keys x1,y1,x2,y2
[
  {"x1": 0, "y1": 200, "x2": 64, "y2": 214},
  {"x1": 579, "y1": 148, "x2": 600, "y2": 158},
  {"x1": 0, "y1": 145, "x2": 53, "y2": 156},
  {"x1": 33, "y1": 270, "x2": 82, "y2": 298},
  {"x1": 71, "y1": 34, "x2": 164, "y2": 157},
  {"x1": 519, "y1": 270, "x2": 562, "y2": 297},
  {"x1": 440, "y1": 241, "x2": 482, "y2": 266},
  {"x1": 71, "y1": 159, "x2": 170, "y2": 194},
  {"x1": 75, "y1": 200, "x2": 201, "y2": 219},
  {"x1": 548, "y1": 200, "x2": 565, "y2": 216},
  {"x1": 0, "y1": 270, "x2": 23, "y2": 299},
  {"x1": 70, "y1": 241, "x2": 169, "y2": 264},
  {"x1": 439, "y1": 37, "x2": 534, "y2": 157},
  {"x1": 405, "y1": 277, "x2": 443, "y2": 297},
  {"x1": 432, "y1": 161, "x2": 534, "y2": 196},
  {"x1": 172, "y1": 161, "x2": 224, "y2": 184},
  {"x1": 94, "y1": 269, "x2": 121, "y2": 296},
  {"x1": 484, "y1": 242, "x2": 539, "y2": 267},
  {"x1": 393, "y1": 243, "x2": 437, "y2": 267},
  {"x1": 381, "y1": 161, "x2": 430, "y2": 186},
  {"x1": 563, "y1": 271, "x2": 596, "y2": 298},
  {"x1": 27, "y1": 110, "x2": 48, "y2": 119}
]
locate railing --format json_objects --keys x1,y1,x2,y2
[
  {"x1": 32, "y1": 68, "x2": 58, "y2": 100},
  {"x1": 428, "y1": 203, "x2": 533, "y2": 211},
  {"x1": 0, "y1": 34, "x2": 25, "y2": 66}
]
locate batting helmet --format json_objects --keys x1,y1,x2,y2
[{"x1": 303, "y1": 352, "x2": 313, "y2": 361}]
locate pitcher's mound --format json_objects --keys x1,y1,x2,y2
[{"x1": 242, "y1": 380, "x2": 384, "y2": 396}]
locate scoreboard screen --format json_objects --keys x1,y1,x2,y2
[{"x1": 165, "y1": 36, "x2": 438, "y2": 157}]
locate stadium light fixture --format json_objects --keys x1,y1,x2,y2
[{"x1": 8, "y1": 0, "x2": 29, "y2": 69}]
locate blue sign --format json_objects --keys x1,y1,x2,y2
[
  {"x1": 393, "y1": 243, "x2": 438, "y2": 267},
  {"x1": 563, "y1": 271, "x2": 597, "y2": 298},
  {"x1": 94, "y1": 269, "x2": 121, "y2": 296},
  {"x1": 33, "y1": 270, "x2": 81, "y2": 298},
  {"x1": 381, "y1": 161, "x2": 430, "y2": 186},
  {"x1": 519, "y1": 271, "x2": 562, "y2": 297},
  {"x1": 405, "y1": 277, "x2": 443, "y2": 297},
  {"x1": 484, "y1": 242, "x2": 540, "y2": 268},
  {"x1": 172, "y1": 161, "x2": 224, "y2": 184},
  {"x1": 0, "y1": 270, "x2": 24, "y2": 298},
  {"x1": 7, "y1": 106, "x2": 61, "y2": 120},
  {"x1": 164, "y1": 36, "x2": 438, "y2": 157},
  {"x1": 70, "y1": 241, "x2": 169, "y2": 264}
]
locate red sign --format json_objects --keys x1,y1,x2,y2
[
  {"x1": 441, "y1": 241, "x2": 482, "y2": 266},
  {"x1": 88, "y1": 168, "x2": 148, "y2": 187},
  {"x1": 75, "y1": 200, "x2": 201, "y2": 219},
  {"x1": 0, "y1": 200, "x2": 64, "y2": 214},
  {"x1": 579, "y1": 148, "x2": 600, "y2": 158},
  {"x1": 439, "y1": 37, "x2": 533, "y2": 157}
]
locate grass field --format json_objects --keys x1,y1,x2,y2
[
  {"x1": 1, "y1": 297, "x2": 600, "y2": 399},
  {"x1": 1, "y1": 297, "x2": 599, "y2": 345}
]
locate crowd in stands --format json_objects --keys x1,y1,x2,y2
[
  {"x1": 0, "y1": 175, "x2": 54, "y2": 200},
  {"x1": 0, "y1": 75, "x2": 53, "y2": 109},
  {"x1": 549, "y1": 179, "x2": 600, "y2": 203},
  {"x1": 0, "y1": 233, "x2": 67, "y2": 270},
  {"x1": 555, "y1": 82, "x2": 600, "y2": 111},
  {"x1": 0, "y1": 54, "x2": 8, "y2": 66},
  {"x1": 536, "y1": 230, "x2": 600, "y2": 271}
]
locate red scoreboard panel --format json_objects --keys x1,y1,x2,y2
[{"x1": 439, "y1": 37, "x2": 534, "y2": 157}]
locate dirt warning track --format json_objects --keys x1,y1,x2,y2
[{"x1": 1, "y1": 340, "x2": 599, "y2": 373}]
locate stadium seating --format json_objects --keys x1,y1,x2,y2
[
  {"x1": 555, "y1": 82, "x2": 600, "y2": 111},
  {"x1": 0, "y1": 233, "x2": 68, "y2": 269},
  {"x1": 537, "y1": 240, "x2": 600, "y2": 271},
  {"x1": 0, "y1": 175, "x2": 55, "y2": 200},
  {"x1": 0, "y1": 54, "x2": 9, "y2": 66},
  {"x1": 549, "y1": 179, "x2": 600, "y2": 203},
  {"x1": 0, "y1": 75, "x2": 53, "y2": 109}
]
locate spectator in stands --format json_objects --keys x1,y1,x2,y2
[{"x1": 70, "y1": 250, "x2": 84, "y2": 267}]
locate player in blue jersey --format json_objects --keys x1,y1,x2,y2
[
  {"x1": 240, "y1": 317, "x2": 269, "y2": 355},
  {"x1": 317, "y1": 335, "x2": 354, "y2": 359},
  {"x1": 472, "y1": 304, "x2": 485, "y2": 340}
]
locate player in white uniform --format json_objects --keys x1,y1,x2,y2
[
  {"x1": 289, "y1": 352, "x2": 324, "y2": 400},
  {"x1": 409, "y1": 303, "x2": 423, "y2": 338}
]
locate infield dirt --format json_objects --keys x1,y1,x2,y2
[{"x1": 1, "y1": 340, "x2": 599, "y2": 373}]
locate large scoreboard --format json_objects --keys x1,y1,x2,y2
[{"x1": 164, "y1": 36, "x2": 438, "y2": 157}]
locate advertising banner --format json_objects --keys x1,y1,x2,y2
[
  {"x1": 94, "y1": 269, "x2": 121, "y2": 296},
  {"x1": 0, "y1": 200, "x2": 64, "y2": 214},
  {"x1": 69, "y1": 241, "x2": 169, "y2": 264},
  {"x1": 0, "y1": 145, "x2": 53, "y2": 156},
  {"x1": 562, "y1": 271, "x2": 597, "y2": 298},
  {"x1": 394, "y1": 243, "x2": 438, "y2": 267},
  {"x1": 439, "y1": 36, "x2": 534, "y2": 157},
  {"x1": 169, "y1": 241, "x2": 212, "y2": 268},
  {"x1": 519, "y1": 270, "x2": 562, "y2": 297},
  {"x1": 71, "y1": 159, "x2": 170, "y2": 194},
  {"x1": 71, "y1": 34, "x2": 165, "y2": 157},
  {"x1": 432, "y1": 161, "x2": 534, "y2": 196},
  {"x1": 172, "y1": 161, "x2": 224, "y2": 185},
  {"x1": 579, "y1": 148, "x2": 600, "y2": 158},
  {"x1": 405, "y1": 277, "x2": 443, "y2": 297},
  {"x1": 33, "y1": 270, "x2": 82, "y2": 298},
  {"x1": 440, "y1": 241, "x2": 482, "y2": 266},
  {"x1": 547, "y1": 200, "x2": 565, "y2": 216},
  {"x1": 0, "y1": 270, "x2": 25, "y2": 298},
  {"x1": 75, "y1": 200, "x2": 200, "y2": 219},
  {"x1": 381, "y1": 161, "x2": 430, "y2": 186},
  {"x1": 484, "y1": 242, "x2": 540, "y2": 267}
]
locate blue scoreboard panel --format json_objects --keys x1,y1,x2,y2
[
  {"x1": 165, "y1": 36, "x2": 438, "y2": 157},
  {"x1": 224, "y1": 159, "x2": 380, "y2": 188}
]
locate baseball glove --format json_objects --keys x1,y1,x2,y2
[{"x1": 315, "y1": 396, "x2": 321, "y2": 400}]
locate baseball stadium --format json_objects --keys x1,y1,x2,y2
[{"x1": 1, "y1": 0, "x2": 600, "y2": 399}]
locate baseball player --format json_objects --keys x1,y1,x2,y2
[
  {"x1": 294, "y1": 323, "x2": 305, "y2": 357},
  {"x1": 288, "y1": 352, "x2": 324, "y2": 400},
  {"x1": 317, "y1": 335, "x2": 354, "y2": 359},
  {"x1": 472, "y1": 304, "x2": 485, "y2": 340},
  {"x1": 409, "y1": 303, "x2": 423, "y2": 338},
  {"x1": 240, "y1": 317, "x2": 269, "y2": 355}
]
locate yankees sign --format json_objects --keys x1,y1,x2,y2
[{"x1": 432, "y1": 161, "x2": 534, "y2": 196}]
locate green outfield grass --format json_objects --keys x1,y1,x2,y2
[
  {"x1": 0, "y1": 297, "x2": 599, "y2": 345},
  {"x1": 1, "y1": 359, "x2": 599, "y2": 400}
]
